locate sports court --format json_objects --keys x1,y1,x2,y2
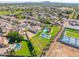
[{"x1": 59, "y1": 28, "x2": 79, "y2": 48}]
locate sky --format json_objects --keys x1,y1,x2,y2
[{"x1": 0, "y1": 0, "x2": 79, "y2": 3}]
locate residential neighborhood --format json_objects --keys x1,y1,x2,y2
[{"x1": 0, "y1": 1, "x2": 79, "y2": 57}]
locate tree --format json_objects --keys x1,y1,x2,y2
[
  {"x1": 40, "y1": 17, "x2": 51, "y2": 24},
  {"x1": 7, "y1": 31, "x2": 24, "y2": 44},
  {"x1": 57, "y1": 17, "x2": 62, "y2": 21},
  {"x1": 9, "y1": 49, "x2": 15, "y2": 56},
  {"x1": 16, "y1": 14, "x2": 26, "y2": 19}
]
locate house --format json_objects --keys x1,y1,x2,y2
[
  {"x1": 0, "y1": 36, "x2": 9, "y2": 48},
  {"x1": 29, "y1": 25, "x2": 41, "y2": 34},
  {"x1": 69, "y1": 21, "x2": 79, "y2": 26},
  {"x1": 66, "y1": 20, "x2": 79, "y2": 30}
]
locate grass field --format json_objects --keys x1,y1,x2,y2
[
  {"x1": 0, "y1": 10, "x2": 23, "y2": 15},
  {"x1": 30, "y1": 25, "x2": 61, "y2": 56},
  {"x1": 0, "y1": 11, "x2": 10, "y2": 15},
  {"x1": 50, "y1": 25, "x2": 61, "y2": 36},
  {"x1": 15, "y1": 41, "x2": 31, "y2": 56},
  {"x1": 65, "y1": 28, "x2": 79, "y2": 39}
]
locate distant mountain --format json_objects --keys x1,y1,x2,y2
[{"x1": 42, "y1": 1, "x2": 51, "y2": 3}]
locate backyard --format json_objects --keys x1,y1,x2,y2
[
  {"x1": 15, "y1": 41, "x2": 31, "y2": 56},
  {"x1": 8, "y1": 25, "x2": 61, "y2": 56},
  {"x1": 30, "y1": 25, "x2": 61, "y2": 56}
]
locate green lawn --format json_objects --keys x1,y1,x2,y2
[
  {"x1": 15, "y1": 41, "x2": 31, "y2": 56},
  {"x1": 66, "y1": 28, "x2": 78, "y2": 33},
  {"x1": 65, "y1": 28, "x2": 79, "y2": 39},
  {"x1": 30, "y1": 35, "x2": 51, "y2": 55},
  {"x1": 50, "y1": 25, "x2": 61, "y2": 36},
  {"x1": 0, "y1": 10, "x2": 23, "y2": 15},
  {"x1": 0, "y1": 11, "x2": 10, "y2": 15},
  {"x1": 65, "y1": 31, "x2": 79, "y2": 39},
  {"x1": 30, "y1": 25, "x2": 61, "y2": 56}
]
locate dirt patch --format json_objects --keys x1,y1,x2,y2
[{"x1": 48, "y1": 42, "x2": 79, "y2": 57}]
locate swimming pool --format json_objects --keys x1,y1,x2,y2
[
  {"x1": 15, "y1": 44, "x2": 21, "y2": 49},
  {"x1": 43, "y1": 28, "x2": 49, "y2": 33},
  {"x1": 40, "y1": 33, "x2": 51, "y2": 39}
]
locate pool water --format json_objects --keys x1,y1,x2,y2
[
  {"x1": 40, "y1": 33, "x2": 51, "y2": 39},
  {"x1": 15, "y1": 44, "x2": 21, "y2": 49},
  {"x1": 43, "y1": 28, "x2": 49, "y2": 32}
]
